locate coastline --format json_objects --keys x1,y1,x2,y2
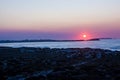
[
  {"x1": 0, "y1": 39, "x2": 100, "y2": 43},
  {"x1": 0, "y1": 47, "x2": 120, "y2": 80}
]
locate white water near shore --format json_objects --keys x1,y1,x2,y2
[{"x1": 0, "y1": 39, "x2": 120, "y2": 51}]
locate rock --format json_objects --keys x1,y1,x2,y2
[
  {"x1": 26, "y1": 75, "x2": 45, "y2": 80},
  {"x1": 32, "y1": 70, "x2": 53, "y2": 77},
  {"x1": 0, "y1": 47, "x2": 119, "y2": 80},
  {"x1": 7, "y1": 75, "x2": 25, "y2": 80}
]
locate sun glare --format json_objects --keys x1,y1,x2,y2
[
  {"x1": 78, "y1": 33, "x2": 92, "y2": 40},
  {"x1": 83, "y1": 35, "x2": 87, "y2": 38}
]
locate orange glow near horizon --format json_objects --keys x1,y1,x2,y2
[
  {"x1": 83, "y1": 35, "x2": 87, "y2": 38},
  {"x1": 78, "y1": 33, "x2": 92, "y2": 40},
  {"x1": 82, "y1": 34, "x2": 87, "y2": 40}
]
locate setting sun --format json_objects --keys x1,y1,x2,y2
[
  {"x1": 78, "y1": 33, "x2": 92, "y2": 40},
  {"x1": 83, "y1": 35, "x2": 87, "y2": 38}
]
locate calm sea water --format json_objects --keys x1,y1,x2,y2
[{"x1": 0, "y1": 39, "x2": 120, "y2": 51}]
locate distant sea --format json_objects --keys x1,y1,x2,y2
[{"x1": 0, "y1": 39, "x2": 120, "y2": 51}]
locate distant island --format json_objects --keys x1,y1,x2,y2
[{"x1": 0, "y1": 38, "x2": 112, "y2": 43}]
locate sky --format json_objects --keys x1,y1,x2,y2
[{"x1": 0, "y1": 0, "x2": 120, "y2": 40}]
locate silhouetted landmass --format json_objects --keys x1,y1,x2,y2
[
  {"x1": 0, "y1": 38, "x2": 102, "y2": 43},
  {"x1": 0, "y1": 38, "x2": 113, "y2": 43},
  {"x1": 86, "y1": 38, "x2": 100, "y2": 41},
  {"x1": 99, "y1": 38, "x2": 113, "y2": 39},
  {"x1": 0, "y1": 40, "x2": 84, "y2": 43},
  {"x1": 0, "y1": 47, "x2": 119, "y2": 80}
]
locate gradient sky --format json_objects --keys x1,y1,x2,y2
[{"x1": 0, "y1": 0, "x2": 120, "y2": 40}]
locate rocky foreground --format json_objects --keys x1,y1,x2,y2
[{"x1": 0, "y1": 47, "x2": 120, "y2": 80}]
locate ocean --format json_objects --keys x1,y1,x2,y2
[{"x1": 0, "y1": 39, "x2": 120, "y2": 51}]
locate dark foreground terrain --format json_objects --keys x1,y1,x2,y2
[{"x1": 0, "y1": 47, "x2": 120, "y2": 80}]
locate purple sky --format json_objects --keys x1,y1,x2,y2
[{"x1": 0, "y1": 0, "x2": 120, "y2": 40}]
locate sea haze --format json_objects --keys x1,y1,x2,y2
[{"x1": 0, "y1": 39, "x2": 120, "y2": 51}]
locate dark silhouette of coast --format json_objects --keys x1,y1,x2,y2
[
  {"x1": 0, "y1": 38, "x2": 113, "y2": 43},
  {"x1": 0, "y1": 47, "x2": 119, "y2": 80},
  {"x1": 0, "y1": 39, "x2": 100, "y2": 43}
]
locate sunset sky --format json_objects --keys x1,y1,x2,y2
[{"x1": 0, "y1": 0, "x2": 120, "y2": 40}]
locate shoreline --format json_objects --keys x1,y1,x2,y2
[
  {"x1": 0, "y1": 38, "x2": 113, "y2": 43},
  {"x1": 0, "y1": 47, "x2": 120, "y2": 80},
  {"x1": 0, "y1": 46, "x2": 119, "y2": 52},
  {"x1": 0, "y1": 39, "x2": 101, "y2": 43}
]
